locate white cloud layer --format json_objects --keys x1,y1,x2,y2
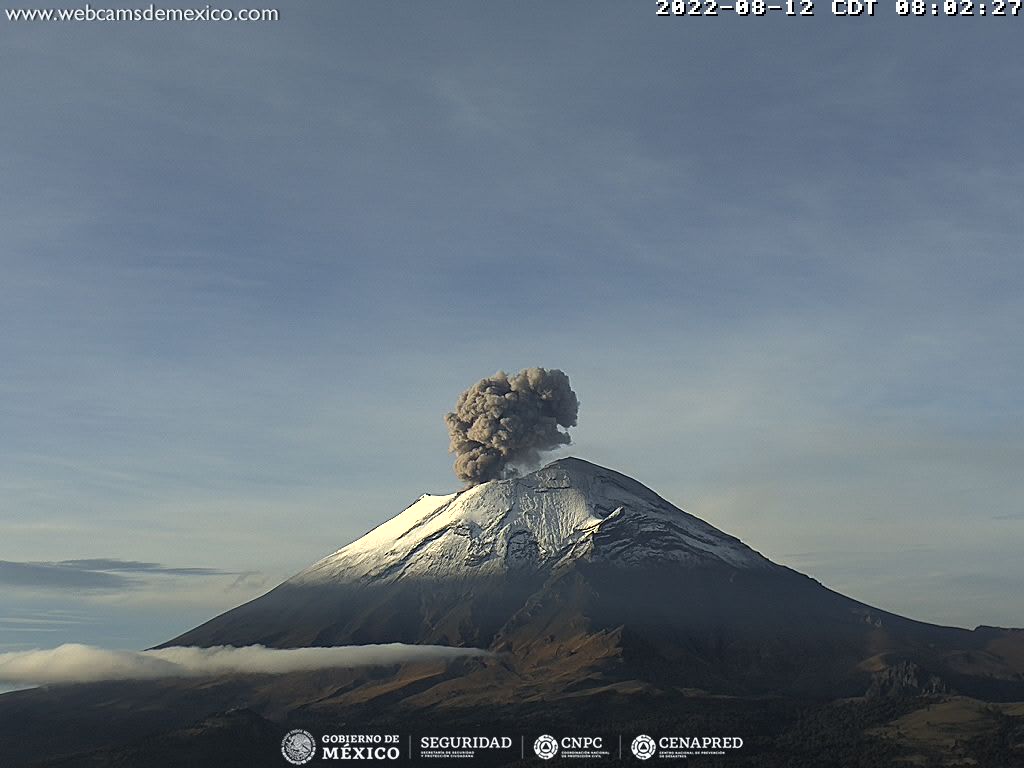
[{"x1": 0, "y1": 643, "x2": 489, "y2": 685}]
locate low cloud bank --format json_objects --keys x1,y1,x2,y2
[{"x1": 0, "y1": 643, "x2": 490, "y2": 685}]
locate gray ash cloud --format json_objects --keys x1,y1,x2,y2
[{"x1": 445, "y1": 368, "x2": 579, "y2": 485}]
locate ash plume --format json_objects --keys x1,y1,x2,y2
[{"x1": 445, "y1": 367, "x2": 579, "y2": 485}]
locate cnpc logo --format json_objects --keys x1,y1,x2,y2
[
  {"x1": 536, "y1": 737, "x2": 606, "y2": 761},
  {"x1": 533, "y1": 735, "x2": 558, "y2": 759},
  {"x1": 534, "y1": 735, "x2": 605, "y2": 759}
]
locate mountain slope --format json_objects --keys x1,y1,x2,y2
[
  {"x1": 7, "y1": 457, "x2": 1024, "y2": 768},
  {"x1": 297, "y1": 457, "x2": 774, "y2": 583},
  {"x1": 167, "y1": 458, "x2": 1024, "y2": 700}
]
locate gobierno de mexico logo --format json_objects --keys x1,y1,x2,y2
[{"x1": 281, "y1": 729, "x2": 316, "y2": 765}]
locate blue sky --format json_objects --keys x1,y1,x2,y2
[{"x1": 2, "y1": 3, "x2": 1023, "y2": 653}]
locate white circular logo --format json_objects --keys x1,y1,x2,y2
[
  {"x1": 631, "y1": 734, "x2": 656, "y2": 760},
  {"x1": 534, "y1": 734, "x2": 559, "y2": 760},
  {"x1": 281, "y1": 729, "x2": 316, "y2": 765}
]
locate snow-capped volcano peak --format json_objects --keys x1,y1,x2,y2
[
  {"x1": 167, "y1": 457, "x2": 1024, "y2": 711},
  {"x1": 293, "y1": 458, "x2": 773, "y2": 586}
]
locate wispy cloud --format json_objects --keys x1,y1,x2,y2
[
  {"x1": 0, "y1": 643, "x2": 489, "y2": 686},
  {"x1": 0, "y1": 559, "x2": 253, "y2": 593},
  {"x1": 53, "y1": 559, "x2": 226, "y2": 576},
  {"x1": 0, "y1": 562, "x2": 130, "y2": 591},
  {"x1": 0, "y1": 609, "x2": 95, "y2": 636}
]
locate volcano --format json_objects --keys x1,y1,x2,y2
[
  {"x1": 6, "y1": 458, "x2": 1024, "y2": 768},
  {"x1": 168, "y1": 457, "x2": 1024, "y2": 701}
]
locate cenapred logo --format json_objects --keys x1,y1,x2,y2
[
  {"x1": 533, "y1": 734, "x2": 559, "y2": 760},
  {"x1": 281, "y1": 729, "x2": 317, "y2": 765},
  {"x1": 631, "y1": 734, "x2": 656, "y2": 760}
]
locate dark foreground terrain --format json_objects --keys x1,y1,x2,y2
[
  {"x1": 3, "y1": 670, "x2": 1024, "y2": 768},
  {"x1": 8, "y1": 462, "x2": 1023, "y2": 766}
]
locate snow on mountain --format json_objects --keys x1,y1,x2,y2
[
  {"x1": 165, "y1": 456, "x2": 1024, "y2": 706},
  {"x1": 292, "y1": 457, "x2": 774, "y2": 586}
]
